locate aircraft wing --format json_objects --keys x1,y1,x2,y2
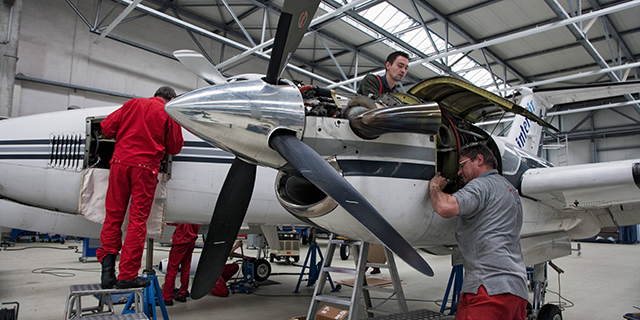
[
  {"x1": 533, "y1": 80, "x2": 640, "y2": 105},
  {"x1": 520, "y1": 160, "x2": 640, "y2": 225}
]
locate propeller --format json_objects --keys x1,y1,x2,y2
[
  {"x1": 186, "y1": 0, "x2": 435, "y2": 299},
  {"x1": 265, "y1": 0, "x2": 321, "y2": 84},
  {"x1": 270, "y1": 134, "x2": 435, "y2": 277},
  {"x1": 173, "y1": 49, "x2": 227, "y2": 85},
  {"x1": 191, "y1": 158, "x2": 256, "y2": 299},
  {"x1": 188, "y1": 0, "x2": 321, "y2": 299}
]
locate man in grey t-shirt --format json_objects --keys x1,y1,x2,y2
[{"x1": 429, "y1": 144, "x2": 528, "y2": 320}]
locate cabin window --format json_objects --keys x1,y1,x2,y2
[{"x1": 501, "y1": 145, "x2": 521, "y2": 175}]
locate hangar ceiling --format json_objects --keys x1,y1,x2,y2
[{"x1": 64, "y1": 0, "x2": 640, "y2": 147}]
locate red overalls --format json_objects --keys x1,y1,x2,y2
[
  {"x1": 96, "y1": 96, "x2": 183, "y2": 281},
  {"x1": 162, "y1": 224, "x2": 199, "y2": 302}
]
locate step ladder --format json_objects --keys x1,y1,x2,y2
[
  {"x1": 307, "y1": 235, "x2": 408, "y2": 320},
  {"x1": 64, "y1": 284, "x2": 147, "y2": 319}
]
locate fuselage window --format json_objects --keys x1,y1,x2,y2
[{"x1": 501, "y1": 145, "x2": 521, "y2": 175}]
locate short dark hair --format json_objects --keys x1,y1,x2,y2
[
  {"x1": 154, "y1": 86, "x2": 177, "y2": 101},
  {"x1": 460, "y1": 143, "x2": 498, "y2": 169},
  {"x1": 386, "y1": 51, "x2": 409, "y2": 66}
]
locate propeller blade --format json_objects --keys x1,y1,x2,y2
[
  {"x1": 270, "y1": 134, "x2": 434, "y2": 277},
  {"x1": 265, "y1": 0, "x2": 321, "y2": 84},
  {"x1": 191, "y1": 157, "x2": 257, "y2": 299},
  {"x1": 173, "y1": 49, "x2": 227, "y2": 85}
]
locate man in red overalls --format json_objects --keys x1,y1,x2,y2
[
  {"x1": 97, "y1": 86, "x2": 184, "y2": 289},
  {"x1": 209, "y1": 241, "x2": 243, "y2": 297},
  {"x1": 162, "y1": 223, "x2": 199, "y2": 305}
]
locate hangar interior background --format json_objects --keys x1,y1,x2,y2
[{"x1": 0, "y1": 0, "x2": 639, "y2": 165}]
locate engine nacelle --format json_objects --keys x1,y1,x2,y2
[{"x1": 274, "y1": 156, "x2": 340, "y2": 218}]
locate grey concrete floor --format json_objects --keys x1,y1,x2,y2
[{"x1": 0, "y1": 238, "x2": 638, "y2": 319}]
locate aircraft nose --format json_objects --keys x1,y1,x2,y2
[{"x1": 165, "y1": 79, "x2": 306, "y2": 168}]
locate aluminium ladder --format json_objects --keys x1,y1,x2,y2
[
  {"x1": 307, "y1": 235, "x2": 407, "y2": 319},
  {"x1": 64, "y1": 284, "x2": 147, "y2": 319}
]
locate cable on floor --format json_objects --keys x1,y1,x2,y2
[
  {"x1": 3, "y1": 245, "x2": 78, "y2": 251},
  {"x1": 31, "y1": 267, "x2": 100, "y2": 278}
]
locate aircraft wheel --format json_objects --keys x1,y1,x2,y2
[
  {"x1": 253, "y1": 258, "x2": 271, "y2": 282},
  {"x1": 340, "y1": 244, "x2": 350, "y2": 260},
  {"x1": 537, "y1": 304, "x2": 562, "y2": 320}
]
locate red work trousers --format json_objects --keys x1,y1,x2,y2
[
  {"x1": 162, "y1": 242, "x2": 196, "y2": 301},
  {"x1": 455, "y1": 285, "x2": 527, "y2": 320},
  {"x1": 97, "y1": 163, "x2": 158, "y2": 280},
  {"x1": 210, "y1": 264, "x2": 240, "y2": 297}
]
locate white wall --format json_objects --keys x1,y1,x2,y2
[{"x1": 11, "y1": 0, "x2": 313, "y2": 116}]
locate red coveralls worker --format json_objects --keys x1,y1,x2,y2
[
  {"x1": 210, "y1": 240, "x2": 243, "y2": 297},
  {"x1": 97, "y1": 86, "x2": 184, "y2": 289},
  {"x1": 162, "y1": 223, "x2": 199, "y2": 305}
]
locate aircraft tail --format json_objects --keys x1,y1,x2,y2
[
  {"x1": 505, "y1": 80, "x2": 640, "y2": 156},
  {"x1": 506, "y1": 88, "x2": 550, "y2": 156}
]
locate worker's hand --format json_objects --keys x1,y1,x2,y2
[{"x1": 429, "y1": 172, "x2": 448, "y2": 191}]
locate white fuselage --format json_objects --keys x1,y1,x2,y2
[
  {"x1": 0, "y1": 107, "x2": 299, "y2": 233},
  {"x1": 0, "y1": 107, "x2": 600, "y2": 265}
]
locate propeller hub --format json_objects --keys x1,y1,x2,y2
[{"x1": 165, "y1": 79, "x2": 305, "y2": 168}]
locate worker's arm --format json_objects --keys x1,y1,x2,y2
[
  {"x1": 429, "y1": 173, "x2": 460, "y2": 218},
  {"x1": 100, "y1": 105, "x2": 124, "y2": 139},
  {"x1": 164, "y1": 117, "x2": 184, "y2": 155},
  {"x1": 229, "y1": 240, "x2": 245, "y2": 259}
]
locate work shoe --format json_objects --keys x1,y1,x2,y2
[
  {"x1": 370, "y1": 267, "x2": 381, "y2": 274},
  {"x1": 100, "y1": 254, "x2": 117, "y2": 289},
  {"x1": 116, "y1": 277, "x2": 151, "y2": 289},
  {"x1": 163, "y1": 300, "x2": 174, "y2": 306},
  {"x1": 174, "y1": 295, "x2": 187, "y2": 303}
]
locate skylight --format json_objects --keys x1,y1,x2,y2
[{"x1": 322, "y1": 0, "x2": 511, "y2": 94}]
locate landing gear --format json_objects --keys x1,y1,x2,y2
[
  {"x1": 537, "y1": 304, "x2": 562, "y2": 320},
  {"x1": 246, "y1": 258, "x2": 271, "y2": 282},
  {"x1": 529, "y1": 262, "x2": 563, "y2": 320},
  {"x1": 339, "y1": 243, "x2": 350, "y2": 260}
]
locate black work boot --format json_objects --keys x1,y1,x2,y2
[
  {"x1": 116, "y1": 277, "x2": 151, "y2": 289},
  {"x1": 100, "y1": 254, "x2": 117, "y2": 289}
]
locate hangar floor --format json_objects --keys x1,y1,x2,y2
[{"x1": 0, "y1": 238, "x2": 638, "y2": 320}]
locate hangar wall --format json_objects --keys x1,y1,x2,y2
[
  {"x1": 546, "y1": 105, "x2": 640, "y2": 165},
  {"x1": 0, "y1": 0, "x2": 21, "y2": 118},
  {"x1": 8, "y1": 0, "x2": 313, "y2": 116}
]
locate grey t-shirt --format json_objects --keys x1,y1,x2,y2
[{"x1": 452, "y1": 169, "x2": 528, "y2": 300}]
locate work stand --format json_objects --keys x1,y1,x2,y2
[
  {"x1": 294, "y1": 229, "x2": 339, "y2": 293},
  {"x1": 124, "y1": 239, "x2": 169, "y2": 320},
  {"x1": 229, "y1": 259, "x2": 256, "y2": 294},
  {"x1": 440, "y1": 265, "x2": 463, "y2": 315}
]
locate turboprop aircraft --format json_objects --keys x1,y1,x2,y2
[
  {"x1": 160, "y1": 0, "x2": 640, "y2": 316},
  {"x1": 1, "y1": 0, "x2": 640, "y2": 318}
]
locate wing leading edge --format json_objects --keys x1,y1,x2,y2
[{"x1": 521, "y1": 160, "x2": 640, "y2": 214}]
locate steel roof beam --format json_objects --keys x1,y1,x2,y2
[
  {"x1": 586, "y1": 0, "x2": 636, "y2": 63},
  {"x1": 544, "y1": 0, "x2": 618, "y2": 82},
  {"x1": 111, "y1": 0, "x2": 355, "y2": 91},
  {"x1": 544, "y1": 0, "x2": 640, "y2": 113},
  {"x1": 95, "y1": 0, "x2": 143, "y2": 44},
  {"x1": 413, "y1": 0, "x2": 527, "y2": 83},
  {"x1": 321, "y1": 0, "x2": 460, "y2": 80}
]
